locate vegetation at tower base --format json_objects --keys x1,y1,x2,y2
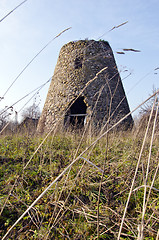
[
  {"x1": 37, "y1": 40, "x2": 133, "y2": 134},
  {"x1": 0, "y1": 127, "x2": 158, "y2": 239}
]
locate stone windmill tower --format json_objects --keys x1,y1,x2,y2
[{"x1": 37, "y1": 40, "x2": 133, "y2": 133}]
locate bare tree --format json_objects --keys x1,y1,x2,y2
[
  {"x1": 137, "y1": 87, "x2": 159, "y2": 131},
  {"x1": 21, "y1": 103, "x2": 41, "y2": 121},
  {"x1": 139, "y1": 87, "x2": 159, "y2": 115},
  {"x1": 0, "y1": 108, "x2": 11, "y2": 131}
]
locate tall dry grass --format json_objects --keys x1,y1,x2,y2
[{"x1": 0, "y1": 86, "x2": 158, "y2": 239}]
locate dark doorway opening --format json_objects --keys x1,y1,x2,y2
[{"x1": 64, "y1": 97, "x2": 87, "y2": 128}]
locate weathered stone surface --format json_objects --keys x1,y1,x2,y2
[{"x1": 37, "y1": 40, "x2": 133, "y2": 133}]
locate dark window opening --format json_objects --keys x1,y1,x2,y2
[
  {"x1": 75, "y1": 57, "x2": 82, "y2": 69},
  {"x1": 64, "y1": 97, "x2": 87, "y2": 128}
]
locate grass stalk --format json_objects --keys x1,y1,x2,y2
[{"x1": 118, "y1": 96, "x2": 156, "y2": 240}]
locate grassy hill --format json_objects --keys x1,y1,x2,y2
[{"x1": 0, "y1": 125, "x2": 159, "y2": 239}]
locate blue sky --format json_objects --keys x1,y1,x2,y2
[{"x1": 0, "y1": 0, "x2": 158, "y2": 121}]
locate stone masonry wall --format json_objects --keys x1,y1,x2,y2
[{"x1": 37, "y1": 40, "x2": 133, "y2": 133}]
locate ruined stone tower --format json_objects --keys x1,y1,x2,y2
[{"x1": 37, "y1": 40, "x2": 133, "y2": 133}]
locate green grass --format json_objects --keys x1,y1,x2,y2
[{"x1": 0, "y1": 129, "x2": 158, "y2": 239}]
